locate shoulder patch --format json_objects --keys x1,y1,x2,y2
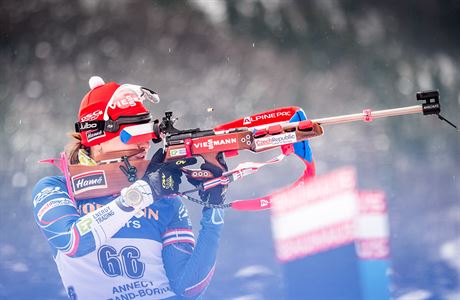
[{"x1": 33, "y1": 186, "x2": 69, "y2": 207}]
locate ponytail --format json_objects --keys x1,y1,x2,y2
[{"x1": 65, "y1": 132, "x2": 89, "y2": 165}]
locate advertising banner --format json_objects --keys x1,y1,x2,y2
[{"x1": 271, "y1": 167, "x2": 390, "y2": 299}]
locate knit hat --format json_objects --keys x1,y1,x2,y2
[{"x1": 75, "y1": 76, "x2": 159, "y2": 146}]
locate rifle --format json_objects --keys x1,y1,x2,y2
[{"x1": 120, "y1": 90, "x2": 457, "y2": 211}]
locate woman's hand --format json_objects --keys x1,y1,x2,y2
[{"x1": 143, "y1": 149, "x2": 196, "y2": 199}]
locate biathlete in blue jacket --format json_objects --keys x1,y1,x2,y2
[{"x1": 32, "y1": 76, "x2": 227, "y2": 300}]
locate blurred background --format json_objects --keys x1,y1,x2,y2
[{"x1": 1, "y1": 0, "x2": 459, "y2": 299}]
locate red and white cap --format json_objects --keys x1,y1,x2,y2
[{"x1": 75, "y1": 76, "x2": 159, "y2": 147}]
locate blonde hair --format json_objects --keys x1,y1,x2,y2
[{"x1": 65, "y1": 132, "x2": 90, "y2": 165}]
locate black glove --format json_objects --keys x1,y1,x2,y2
[
  {"x1": 187, "y1": 158, "x2": 228, "y2": 206},
  {"x1": 143, "y1": 149, "x2": 196, "y2": 199}
]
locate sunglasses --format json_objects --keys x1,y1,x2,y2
[{"x1": 75, "y1": 112, "x2": 153, "y2": 133}]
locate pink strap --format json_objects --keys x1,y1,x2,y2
[
  {"x1": 38, "y1": 153, "x2": 75, "y2": 204},
  {"x1": 200, "y1": 153, "x2": 288, "y2": 191},
  {"x1": 229, "y1": 157, "x2": 315, "y2": 211}
]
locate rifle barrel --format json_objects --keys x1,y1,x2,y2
[{"x1": 311, "y1": 105, "x2": 423, "y2": 126}]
